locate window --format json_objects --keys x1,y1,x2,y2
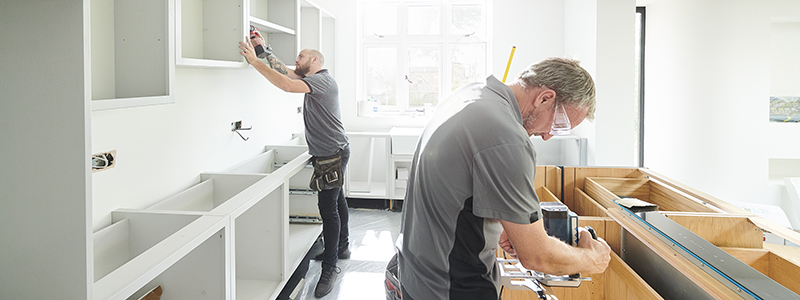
[{"x1": 360, "y1": 0, "x2": 489, "y2": 116}]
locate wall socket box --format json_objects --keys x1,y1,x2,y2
[
  {"x1": 232, "y1": 120, "x2": 243, "y2": 131},
  {"x1": 92, "y1": 150, "x2": 116, "y2": 173}
]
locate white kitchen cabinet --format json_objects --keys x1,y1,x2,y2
[
  {"x1": 176, "y1": 0, "x2": 335, "y2": 69},
  {"x1": 90, "y1": 141, "x2": 317, "y2": 300},
  {"x1": 93, "y1": 212, "x2": 228, "y2": 300},
  {"x1": 345, "y1": 132, "x2": 391, "y2": 199},
  {"x1": 345, "y1": 128, "x2": 422, "y2": 201},
  {"x1": 176, "y1": 0, "x2": 247, "y2": 67},
  {"x1": 90, "y1": 0, "x2": 175, "y2": 110},
  {"x1": 249, "y1": 0, "x2": 297, "y2": 65}
]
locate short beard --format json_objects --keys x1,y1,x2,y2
[{"x1": 294, "y1": 63, "x2": 310, "y2": 77}]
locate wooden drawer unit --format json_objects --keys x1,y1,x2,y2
[{"x1": 501, "y1": 166, "x2": 800, "y2": 299}]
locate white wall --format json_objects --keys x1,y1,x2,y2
[
  {"x1": 565, "y1": 0, "x2": 637, "y2": 167},
  {"x1": 642, "y1": 0, "x2": 800, "y2": 212},
  {"x1": 565, "y1": 0, "x2": 598, "y2": 165},
  {"x1": 594, "y1": 0, "x2": 638, "y2": 166},
  {"x1": 767, "y1": 0, "x2": 800, "y2": 227}
]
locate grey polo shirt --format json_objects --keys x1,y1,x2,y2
[
  {"x1": 300, "y1": 69, "x2": 348, "y2": 157},
  {"x1": 399, "y1": 75, "x2": 541, "y2": 300}
]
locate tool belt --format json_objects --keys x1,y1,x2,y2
[{"x1": 309, "y1": 152, "x2": 344, "y2": 191}]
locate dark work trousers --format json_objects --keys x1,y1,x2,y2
[{"x1": 317, "y1": 145, "x2": 350, "y2": 270}]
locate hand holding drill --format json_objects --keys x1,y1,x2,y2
[{"x1": 249, "y1": 25, "x2": 272, "y2": 58}]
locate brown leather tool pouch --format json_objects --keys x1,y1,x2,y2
[{"x1": 309, "y1": 153, "x2": 343, "y2": 191}]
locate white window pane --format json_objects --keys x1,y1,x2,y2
[
  {"x1": 408, "y1": 5, "x2": 440, "y2": 35},
  {"x1": 451, "y1": 4, "x2": 483, "y2": 35},
  {"x1": 365, "y1": 4, "x2": 397, "y2": 36},
  {"x1": 367, "y1": 47, "x2": 397, "y2": 106},
  {"x1": 408, "y1": 46, "x2": 440, "y2": 107},
  {"x1": 451, "y1": 43, "x2": 486, "y2": 91}
]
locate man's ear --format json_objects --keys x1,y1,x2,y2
[{"x1": 533, "y1": 88, "x2": 557, "y2": 108}]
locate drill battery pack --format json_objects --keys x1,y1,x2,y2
[{"x1": 540, "y1": 202, "x2": 579, "y2": 246}]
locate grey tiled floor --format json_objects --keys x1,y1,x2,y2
[{"x1": 295, "y1": 208, "x2": 402, "y2": 300}]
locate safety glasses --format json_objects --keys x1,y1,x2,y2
[{"x1": 549, "y1": 103, "x2": 572, "y2": 136}]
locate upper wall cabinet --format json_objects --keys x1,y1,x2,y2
[
  {"x1": 90, "y1": 0, "x2": 175, "y2": 111},
  {"x1": 174, "y1": 0, "x2": 306, "y2": 68},
  {"x1": 176, "y1": 0, "x2": 247, "y2": 67},
  {"x1": 250, "y1": 0, "x2": 298, "y2": 65}
]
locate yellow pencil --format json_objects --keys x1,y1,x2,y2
[{"x1": 502, "y1": 46, "x2": 516, "y2": 83}]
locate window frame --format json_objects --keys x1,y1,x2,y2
[{"x1": 358, "y1": 0, "x2": 491, "y2": 117}]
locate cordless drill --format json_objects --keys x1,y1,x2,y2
[{"x1": 249, "y1": 25, "x2": 271, "y2": 58}]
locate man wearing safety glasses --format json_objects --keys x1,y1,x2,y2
[{"x1": 396, "y1": 57, "x2": 611, "y2": 300}]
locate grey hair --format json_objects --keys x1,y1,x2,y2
[{"x1": 516, "y1": 57, "x2": 596, "y2": 120}]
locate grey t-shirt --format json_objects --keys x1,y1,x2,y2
[
  {"x1": 300, "y1": 69, "x2": 348, "y2": 156},
  {"x1": 399, "y1": 75, "x2": 541, "y2": 300}
]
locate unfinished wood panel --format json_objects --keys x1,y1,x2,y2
[
  {"x1": 665, "y1": 213, "x2": 763, "y2": 248},
  {"x1": 544, "y1": 166, "x2": 561, "y2": 200},
  {"x1": 589, "y1": 178, "x2": 650, "y2": 200},
  {"x1": 563, "y1": 166, "x2": 576, "y2": 209},
  {"x1": 607, "y1": 207, "x2": 747, "y2": 300},
  {"x1": 564, "y1": 167, "x2": 643, "y2": 206},
  {"x1": 640, "y1": 169, "x2": 745, "y2": 214},
  {"x1": 534, "y1": 165, "x2": 546, "y2": 190},
  {"x1": 605, "y1": 251, "x2": 664, "y2": 300},
  {"x1": 584, "y1": 178, "x2": 619, "y2": 209},
  {"x1": 770, "y1": 253, "x2": 800, "y2": 296},
  {"x1": 538, "y1": 186, "x2": 561, "y2": 203},
  {"x1": 721, "y1": 247, "x2": 770, "y2": 275},
  {"x1": 551, "y1": 272, "x2": 603, "y2": 300},
  {"x1": 649, "y1": 182, "x2": 717, "y2": 213},
  {"x1": 501, "y1": 288, "x2": 542, "y2": 300},
  {"x1": 573, "y1": 188, "x2": 610, "y2": 217},
  {"x1": 763, "y1": 243, "x2": 800, "y2": 267},
  {"x1": 604, "y1": 219, "x2": 622, "y2": 256},
  {"x1": 571, "y1": 167, "x2": 643, "y2": 190},
  {"x1": 579, "y1": 217, "x2": 608, "y2": 237}
]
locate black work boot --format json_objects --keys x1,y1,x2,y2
[
  {"x1": 314, "y1": 266, "x2": 341, "y2": 298},
  {"x1": 314, "y1": 248, "x2": 351, "y2": 260}
]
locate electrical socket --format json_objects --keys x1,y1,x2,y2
[{"x1": 92, "y1": 150, "x2": 116, "y2": 173}]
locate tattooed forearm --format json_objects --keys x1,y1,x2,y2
[{"x1": 266, "y1": 54, "x2": 289, "y2": 75}]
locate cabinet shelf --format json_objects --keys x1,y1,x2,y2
[
  {"x1": 250, "y1": 17, "x2": 296, "y2": 35},
  {"x1": 288, "y1": 223, "x2": 323, "y2": 270}
]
